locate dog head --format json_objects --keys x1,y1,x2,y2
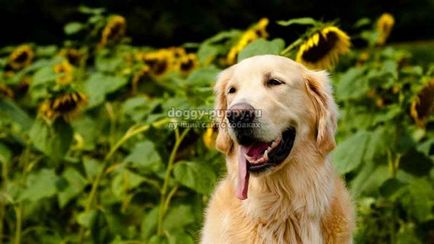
[{"x1": 214, "y1": 55, "x2": 337, "y2": 199}]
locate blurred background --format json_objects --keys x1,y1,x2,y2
[
  {"x1": 1, "y1": 0, "x2": 434, "y2": 46},
  {"x1": 0, "y1": 1, "x2": 433, "y2": 244}
]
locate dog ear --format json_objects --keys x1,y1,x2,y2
[
  {"x1": 304, "y1": 69, "x2": 338, "y2": 155},
  {"x1": 214, "y1": 68, "x2": 234, "y2": 154}
]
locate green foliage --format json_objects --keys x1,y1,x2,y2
[{"x1": 0, "y1": 9, "x2": 433, "y2": 244}]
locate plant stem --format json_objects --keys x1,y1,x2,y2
[
  {"x1": 157, "y1": 128, "x2": 190, "y2": 236},
  {"x1": 281, "y1": 38, "x2": 303, "y2": 56},
  {"x1": 78, "y1": 117, "x2": 171, "y2": 242},
  {"x1": 0, "y1": 156, "x2": 9, "y2": 244},
  {"x1": 387, "y1": 151, "x2": 401, "y2": 244},
  {"x1": 12, "y1": 146, "x2": 32, "y2": 244},
  {"x1": 13, "y1": 205, "x2": 22, "y2": 244}
]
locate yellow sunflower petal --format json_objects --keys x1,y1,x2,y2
[{"x1": 296, "y1": 26, "x2": 350, "y2": 69}]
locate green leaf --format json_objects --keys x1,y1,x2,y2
[
  {"x1": 64, "y1": 22, "x2": 84, "y2": 35},
  {"x1": 32, "y1": 66, "x2": 57, "y2": 86},
  {"x1": 122, "y1": 97, "x2": 160, "y2": 123},
  {"x1": 0, "y1": 142, "x2": 12, "y2": 165},
  {"x1": 71, "y1": 116, "x2": 101, "y2": 150},
  {"x1": 29, "y1": 119, "x2": 73, "y2": 160},
  {"x1": 332, "y1": 131, "x2": 371, "y2": 174},
  {"x1": 83, "y1": 158, "x2": 103, "y2": 180},
  {"x1": 353, "y1": 18, "x2": 371, "y2": 28},
  {"x1": 335, "y1": 67, "x2": 368, "y2": 101},
  {"x1": 399, "y1": 149, "x2": 433, "y2": 176},
  {"x1": 77, "y1": 210, "x2": 97, "y2": 228},
  {"x1": 185, "y1": 66, "x2": 221, "y2": 86},
  {"x1": 19, "y1": 169, "x2": 59, "y2": 202},
  {"x1": 364, "y1": 126, "x2": 392, "y2": 161},
  {"x1": 36, "y1": 45, "x2": 58, "y2": 56},
  {"x1": 277, "y1": 17, "x2": 318, "y2": 27},
  {"x1": 58, "y1": 167, "x2": 87, "y2": 207},
  {"x1": 167, "y1": 231, "x2": 194, "y2": 244},
  {"x1": 379, "y1": 178, "x2": 407, "y2": 198},
  {"x1": 95, "y1": 51, "x2": 125, "y2": 72},
  {"x1": 173, "y1": 161, "x2": 217, "y2": 194},
  {"x1": 204, "y1": 29, "x2": 241, "y2": 44},
  {"x1": 237, "y1": 38, "x2": 285, "y2": 62},
  {"x1": 111, "y1": 169, "x2": 145, "y2": 198},
  {"x1": 149, "y1": 235, "x2": 168, "y2": 244},
  {"x1": 351, "y1": 165, "x2": 389, "y2": 196},
  {"x1": 197, "y1": 43, "x2": 220, "y2": 64},
  {"x1": 84, "y1": 73, "x2": 128, "y2": 108},
  {"x1": 404, "y1": 178, "x2": 434, "y2": 222},
  {"x1": 0, "y1": 99, "x2": 33, "y2": 130},
  {"x1": 124, "y1": 140, "x2": 163, "y2": 173},
  {"x1": 78, "y1": 6, "x2": 105, "y2": 15},
  {"x1": 383, "y1": 60, "x2": 398, "y2": 80},
  {"x1": 163, "y1": 205, "x2": 194, "y2": 231},
  {"x1": 141, "y1": 207, "x2": 159, "y2": 240},
  {"x1": 396, "y1": 224, "x2": 422, "y2": 244}
]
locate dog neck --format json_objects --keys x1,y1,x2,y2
[{"x1": 229, "y1": 141, "x2": 335, "y2": 222}]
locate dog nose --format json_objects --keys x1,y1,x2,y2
[{"x1": 227, "y1": 103, "x2": 256, "y2": 124}]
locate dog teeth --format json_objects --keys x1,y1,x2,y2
[
  {"x1": 264, "y1": 150, "x2": 269, "y2": 161},
  {"x1": 256, "y1": 157, "x2": 266, "y2": 164},
  {"x1": 244, "y1": 154, "x2": 255, "y2": 163},
  {"x1": 271, "y1": 137, "x2": 281, "y2": 149}
]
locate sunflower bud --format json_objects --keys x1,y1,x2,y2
[
  {"x1": 376, "y1": 13, "x2": 395, "y2": 46},
  {"x1": 9, "y1": 45, "x2": 34, "y2": 70},
  {"x1": 227, "y1": 18, "x2": 269, "y2": 65},
  {"x1": 203, "y1": 126, "x2": 218, "y2": 150},
  {"x1": 54, "y1": 60, "x2": 74, "y2": 85},
  {"x1": 100, "y1": 15, "x2": 126, "y2": 47},
  {"x1": 410, "y1": 79, "x2": 434, "y2": 127}
]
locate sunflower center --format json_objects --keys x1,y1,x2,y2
[
  {"x1": 110, "y1": 24, "x2": 122, "y2": 37},
  {"x1": 180, "y1": 59, "x2": 193, "y2": 72},
  {"x1": 416, "y1": 83, "x2": 434, "y2": 118},
  {"x1": 152, "y1": 60, "x2": 168, "y2": 75},
  {"x1": 302, "y1": 31, "x2": 338, "y2": 63},
  {"x1": 52, "y1": 97, "x2": 77, "y2": 113},
  {"x1": 14, "y1": 52, "x2": 29, "y2": 63}
]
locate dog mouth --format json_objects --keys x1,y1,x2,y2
[{"x1": 236, "y1": 127, "x2": 296, "y2": 200}]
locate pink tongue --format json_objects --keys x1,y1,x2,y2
[
  {"x1": 237, "y1": 147, "x2": 250, "y2": 200},
  {"x1": 236, "y1": 143, "x2": 269, "y2": 200},
  {"x1": 246, "y1": 143, "x2": 269, "y2": 160}
]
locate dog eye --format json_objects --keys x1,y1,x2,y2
[
  {"x1": 267, "y1": 78, "x2": 284, "y2": 86},
  {"x1": 227, "y1": 87, "x2": 237, "y2": 94}
]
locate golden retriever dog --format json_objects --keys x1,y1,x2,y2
[{"x1": 201, "y1": 55, "x2": 354, "y2": 244}]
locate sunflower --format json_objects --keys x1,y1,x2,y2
[
  {"x1": 410, "y1": 79, "x2": 434, "y2": 127},
  {"x1": 227, "y1": 18, "x2": 269, "y2": 64},
  {"x1": 357, "y1": 51, "x2": 370, "y2": 66},
  {"x1": 132, "y1": 65, "x2": 151, "y2": 94},
  {"x1": 59, "y1": 48, "x2": 83, "y2": 66},
  {"x1": 53, "y1": 60, "x2": 74, "y2": 85},
  {"x1": 376, "y1": 13, "x2": 395, "y2": 46},
  {"x1": 203, "y1": 125, "x2": 218, "y2": 150},
  {"x1": 9, "y1": 45, "x2": 34, "y2": 70},
  {"x1": 0, "y1": 83, "x2": 14, "y2": 98},
  {"x1": 296, "y1": 26, "x2": 350, "y2": 70},
  {"x1": 179, "y1": 53, "x2": 199, "y2": 74},
  {"x1": 100, "y1": 15, "x2": 126, "y2": 47},
  {"x1": 168, "y1": 47, "x2": 186, "y2": 59},
  {"x1": 40, "y1": 91, "x2": 87, "y2": 121},
  {"x1": 141, "y1": 50, "x2": 173, "y2": 77}
]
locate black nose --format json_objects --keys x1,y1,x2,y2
[{"x1": 227, "y1": 103, "x2": 256, "y2": 124}]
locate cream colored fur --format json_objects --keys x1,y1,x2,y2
[{"x1": 201, "y1": 55, "x2": 354, "y2": 244}]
